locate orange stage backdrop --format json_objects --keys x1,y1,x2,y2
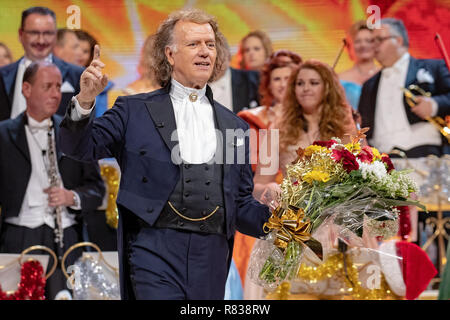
[
  {"x1": 1, "y1": 0, "x2": 450, "y2": 284},
  {"x1": 1, "y1": 0, "x2": 450, "y2": 93}
]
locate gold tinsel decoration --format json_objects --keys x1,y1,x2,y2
[
  {"x1": 294, "y1": 253, "x2": 402, "y2": 300},
  {"x1": 100, "y1": 164, "x2": 120, "y2": 229},
  {"x1": 266, "y1": 282, "x2": 292, "y2": 300}
]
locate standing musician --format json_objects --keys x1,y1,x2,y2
[
  {"x1": 358, "y1": 18, "x2": 450, "y2": 158},
  {"x1": 58, "y1": 9, "x2": 270, "y2": 300}
]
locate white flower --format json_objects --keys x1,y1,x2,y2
[{"x1": 357, "y1": 159, "x2": 387, "y2": 181}]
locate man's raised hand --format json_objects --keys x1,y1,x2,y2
[{"x1": 77, "y1": 44, "x2": 108, "y2": 109}]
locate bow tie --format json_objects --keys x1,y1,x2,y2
[
  {"x1": 27, "y1": 125, "x2": 51, "y2": 135},
  {"x1": 26, "y1": 116, "x2": 52, "y2": 133}
]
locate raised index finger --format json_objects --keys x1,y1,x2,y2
[{"x1": 93, "y1": 44, "x2": 101, "y2": 61}]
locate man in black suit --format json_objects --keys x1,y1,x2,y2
[
  {"x1": 0, "y1": 6, "x2": 84, "y2": 121},
  {"x1": 59, "y1": 9, "x2": 270, "y2": 300},
  {"x1": 358, "y1": 18, "x2": 450, "y2": 157},
  {"x1": 0, "y1": 61, "x2": 105, "y2": 299}
]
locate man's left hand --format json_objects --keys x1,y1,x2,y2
[
  {"x1": 44, "y1": 186, "x2": 75, "y2": 207},
  {"x1": 411, "y1": 96, "x2": 433, "y2": 119}
]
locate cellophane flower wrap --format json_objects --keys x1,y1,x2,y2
[{"x1": 249, "y1": 135, "x2": 424, "y2": 290}]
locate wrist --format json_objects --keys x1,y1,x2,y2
[
  {"x1": 66, "y1": 190, "x2": 76, "y2": 206},
  {"x1": 76, "y1": 94, "x2": 95, "y2": 109}
]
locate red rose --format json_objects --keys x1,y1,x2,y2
[
  {"x1": 357, "y1": 146, "x2": 374, "y2": 163},
  {"x1": 313, "y1": 139, "x2": 337, "y2": 149},
  {"x1": 331, "y1": 149, "x2": 359, "y2": 173},
  {"x1": 381, "y1": 155, "x2": 395, "y2": 173}
]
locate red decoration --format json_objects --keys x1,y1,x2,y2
[
  {"x1": 0, "y1": 260, "x2": 46, "y2": 300},
  {"x1": 395, "y1": 241, "x2": 437, "y2": 300},
  {"x1": 397, "y1": 206, "x2": 412, "y2": 241}
]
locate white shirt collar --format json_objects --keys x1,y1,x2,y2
[
  {"x1": 383, "y1": 52, "x2": 410, "y2": 73},
  {"x1": 22, "y1": 54, "x2": 53, "y2": 67},
  {"x1": 26, "y1": 113, "x2": 52, "y2": 130},
  {"x1": 170, "y1": 78, "x2": 207, "y2": 102}
]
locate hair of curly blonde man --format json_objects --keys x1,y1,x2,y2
[{"x1": 152, "y1": 9, "x2": 228, "y2": 87}]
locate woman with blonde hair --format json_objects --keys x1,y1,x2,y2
[
  {"x1": 124, "y1": 34, "x2": 160, "y2": 95},
  {"x1": 0, "y1": 42, "x2": 13, "y2": 67},
  {"x1": 254, "y1": 59, "x2": 357, "y2": 196},
  {"x1": 339, "y1": 20, "x2": 379, "y2": 110},
  {"x1": 239, "y1": 30, "x2": 273, "y2": 71}
]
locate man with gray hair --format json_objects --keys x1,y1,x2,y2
[
  {"x1": 358, "y1": 17, "x2": 450, "y2": 157},
  {"x1": 59, "y1": 9, "x2": 270, "y2": 300}
]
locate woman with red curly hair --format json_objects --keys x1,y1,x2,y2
[
  {"x1": 245, "y1": 61, "x2": 363, "y2": 299},
  {"x1": 253, "y1": 59, "x2": 358, "y2": 199}
]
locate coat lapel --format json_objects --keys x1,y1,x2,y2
[
  {"x1": 207, "y1": 85, "x2": 239, "y2": 191},
  {"x1": 52, "y1": 56, "x2": 69, "y2": 80},
  {"x1": 366, "y1": 72, "x2": 381, "y2": 133},
  {"x1": 8, "y1": 112, "x2": 30, "y2": 162},
  {"x1": 144, "y1": 86, "x2": 178, "y2": 153},
  {"x1": 404, "y1": 56, "x2": 418, "y2": 88},
  {"x1": 52, "y1": 115, "x2": 63, "y2": 161},
  {"x1": 230, "y1": 68, "x2": 242, "y2": 111}
]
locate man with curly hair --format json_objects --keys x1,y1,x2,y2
[{"x1": 58, "y1": 9, "x2": 270, "y2": 300}]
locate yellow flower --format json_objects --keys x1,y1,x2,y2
[
  {"x1": 303, "y1": 170, "x2": 330, "y2": 184},
  {"x1": 345, "y1": 142, "x2": 361, "y2": 153},
  {"x1": 304, "y1": 145, "x2": 330, "y2": 157},
  {"x1": 371, "y1": 147, "x2": 381, "y2": 161}
]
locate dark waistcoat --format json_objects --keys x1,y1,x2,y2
[{"x1": 154, "y1": 111, "x2": 225, "y2": 235}]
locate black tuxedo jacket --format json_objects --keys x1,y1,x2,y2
[
  {"x1": 59, "y1": 82, "x2": 270, "y2": 298},
  {"x1": 358, "y1": 56, "x2": 450, "y2": 141},
  {"x1": 0, "y1": 113, "x2": 105, "y2": 233},
  {"x1": 0, "y1": 56, "x2": 84, "y2": 121},
  {"x1": 230, "y1": 67, "x2": 260, "y2": 113}
]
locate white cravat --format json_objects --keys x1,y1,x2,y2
[
  {"x1": 371, "y1": 53, "x2": 441, "y2": 153},
  {"x1": 170, "y1": 78, "x2": 217, "y2": 164},
  {"x1": 209, "y1": 67, "x2": 233, "y2": 111},
  {"x1": 5, "y1": 115, "x2": 77, "y2": 229},
  {"x1": 10, "y1": 55, "x2": 53, "y2": 119}
]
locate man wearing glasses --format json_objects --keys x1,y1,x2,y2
[
  {"x1": 358, "y1": 18, "x2": 450, "y2": 158},
  {"x1": 0, "y1": 6, "x2": 84, "y2": 121}
]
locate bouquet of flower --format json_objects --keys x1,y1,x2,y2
[{"x1": 251, "y1": 132, "x2": 425, "y2": 289}]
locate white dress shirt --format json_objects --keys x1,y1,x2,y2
[
  {"x1": 5, "y1": 115, "x2": 78, "y2": 229},
  {"x1": 209, "y1": 67, "x2": 233, "y2": 111},
  {"x1": 10, "y1": 55, "x2": 53, "y2": 119},
  {"x1": 72, "y1": 78, "x2": 217, "y2": 164},
  {"x1": 371, "y1": 53, "x2": 441, "y2": 153},
  {"x1": 169, "y1": 78, "x2": 217, "y2": 164}
]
